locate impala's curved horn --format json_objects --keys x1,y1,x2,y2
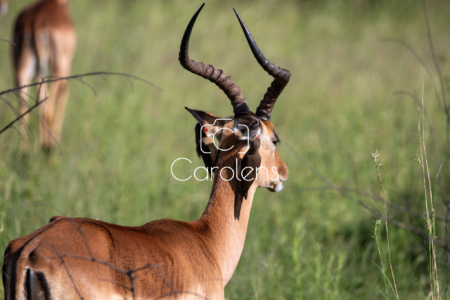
[
  {"x1": 179, "y1": 4, "x2": 250, "y2": 115},
  {"x1": 233, "y1": 8, "x2": 291, "y2": 121}
]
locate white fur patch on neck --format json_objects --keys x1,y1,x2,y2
[{"x1": 274, "y1": 182, "x2": 284, "y2": 192}]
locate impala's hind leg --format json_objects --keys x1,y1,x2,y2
[
  {"x1": 14, "y1": 35, "x2": 37, "y2": 152},
  {"x1": 49, "y1": 76, "x2": 68, "y2": 146},
  {"x1": 49, "y1": 31, "x2": 76, "y2": 145},
  {"x1": 35, "y1": 32, "x2": 52, "y2": 151}
]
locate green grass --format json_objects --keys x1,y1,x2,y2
[{"x1": 1, "y1": 0, "x2": 450, "y2": 298}]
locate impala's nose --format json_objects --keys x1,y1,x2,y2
[{"x1": 268, "y1": 181, "x2": 284, "y2": 193}]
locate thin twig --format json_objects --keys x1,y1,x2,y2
[
  {"x1": 64, "y1": 218, "x2": 180, "y2": 299},
  {"x1": 0, "y1": 71, "x2": 161, "y2": 98},
  {"x1": 393, "y1": 91, "x2": 440, "y2": 172},
  {"x1": 372, "y1": 151, "x2": 400, "y2": 300},
  {"x1": 1, "y1": 72, "x2": 161, "y2": 154},
  {"x1": 286, "y1": 143, "x2": 450, "y2": 252},
  {"x1": 0, "y1": 96, "x2": 27, "y2": 138},
  {"x1": 384, "y1": 39, "x2": 444, "y2": 111},
  {"x1": 419, "y1": 81, "x2": 440, "y2": 299},
  {"x1": 373, "y1": 219, "x2": 389, "y2": 299},
  {"x1": 41, "y1": 242, "x2": 85, "y2": 300},
  {"x1": 0, "y1": 38, "x2": 15, "y2": 46},
  {"x1": 10, "y1": 92, "x2": 36, "y2": 140},
  {"x1": 295, "y1": 185, "x2": 450, "y2": 223},
  {"x1": 0, "y1": 97, "x2": 48, "y2": 135},
  {"x1": 12, "y1": 90, "x2": 62, "y2": 153},
  {"x1": 95, "y1": 276, "x2": 131, "y2": 291},
  {"x1": 420, "y1": 0, "x2": 450, "y2": 279}
]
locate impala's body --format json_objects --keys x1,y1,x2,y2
[
  {"x1": 3, "y1": 4, "x2": 291, "y2": 300},
  {"x1": 4, "y1": 217, "x2": 224, "y2": 299},
  {"x1": 13, "y1": 0, "x2": 76, "y2": 151}
]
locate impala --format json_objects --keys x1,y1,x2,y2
[
  {"x1": 2, "y1": 4, "x2": 290, "y2": 299},
  {"x1": 0, "y1": 0, "x2": 7, "y2": 16},
  {"x1": 13, "y1": 0, "x2": 76, "y2": 151}
]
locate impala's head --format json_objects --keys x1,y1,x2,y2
[
  {"x1": 180, "y1": 4, "x2": 289, "y2": 196},
  {"x1": 0, "y1": 0, "x2": 7, "y2": 16}
]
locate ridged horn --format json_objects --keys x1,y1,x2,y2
[
  {"x1": 233, "y1": 8, "x2": 291, "y2": 121},
  {"x1": 179, "y1": 4, "x2": 250, "y2": 115}
]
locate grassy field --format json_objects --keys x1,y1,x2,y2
[{"x1": 1, "y1": 0, "x2": 450, "y2": 298}]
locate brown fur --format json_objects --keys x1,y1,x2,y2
[
  {"x1": 3, "y1": 5, "x2": 290, "y2": 298},
  {"x1": 13, "y1": 0, "x2": 76, "y2": 151},
  {"x1": 2, "y1": 118, "x2": 288, "y2": 300}
]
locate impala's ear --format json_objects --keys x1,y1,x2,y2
[
  {"x1": 186, "y1": 107, "x2": 220, "y2": 125},
  {"x1": 185, "y1": 107, "x2": 229, "y2": 137},
  {"x1": 187, "y1": 107, "x2": 228, "y2": 178},
  {"x1": 235, "y1": 138, "x2": 261, "y2": 220},
  {"x1": 233, "y1": 114, "x2": 261, "y2": 141},
  {"x1": 195, "y1": 123, "x2": 216, "y2": 179}
]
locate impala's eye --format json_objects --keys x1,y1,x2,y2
[{"x1": 272, "y1": 141, "x2": 278, "y2": 146}]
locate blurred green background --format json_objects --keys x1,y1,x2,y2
[{"x1": 1, "y1": 0, "x2": 450, "y2": 299}]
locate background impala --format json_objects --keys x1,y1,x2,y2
[
  {"x1": 1, "y1": 0, "x2": 450, "y2": 299},
  {"x1": 0, "y1": 0, "x2": 7, "y2": 16},
  {"x1": 11, "y1": 0, "x2": 76, "y2": 151}
]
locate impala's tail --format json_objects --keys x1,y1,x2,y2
[
  {"x1": 2, "y1": 240, "x2": 52, "y2": 300},
  {"x1": 25, "y1": 268, "x2": 52, "y2": 300}
]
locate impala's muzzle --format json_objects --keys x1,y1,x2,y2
[
  {"x1": 268, "y1": 162, "x2": 288, "y2": 193},
  {"x1": 268, "y1": 182, "x2": 283, "y2": 193}
]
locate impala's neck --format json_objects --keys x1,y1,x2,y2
[{"x1": 191, "y1": 158, "x2": 257, "y2": 286}]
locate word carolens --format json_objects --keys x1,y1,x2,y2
[{"x1": 171, "y1": 158, "x2": 279, "y2": 182}]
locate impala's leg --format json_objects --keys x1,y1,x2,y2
[
  {"x1": 35, "y1": 31, "x2": 52, "y2": 151},
  {"x1": 49, "y1": 30, "x2": 76, "y2": 145},
  {"x1": 14, "y1": 32, "x2": 37, "y2": 152}
]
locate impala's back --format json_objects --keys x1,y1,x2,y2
[{"x1": 3, "y1": 216, "x2": 228, "y2": 300}]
